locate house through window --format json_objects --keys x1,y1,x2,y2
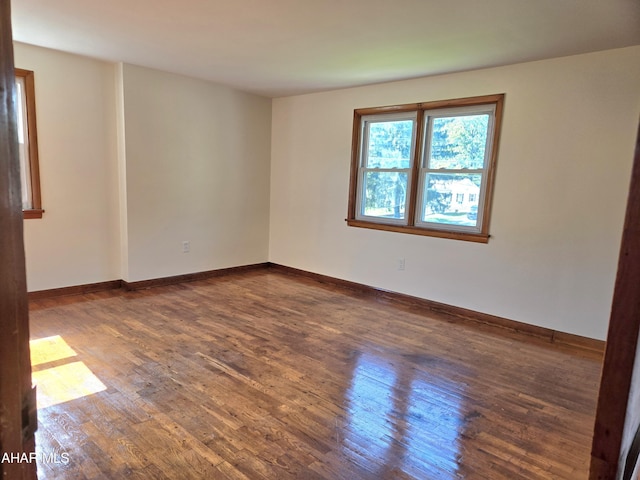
[{"x1": 347, "y1": 94, "x2": 504, "y2": 243}]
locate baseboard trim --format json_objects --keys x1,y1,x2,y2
[
  {"x1": 121, "y1": 263, "x2": 270, "y2": 291},
  {"x1": 27, "y1": 262, "x2": 604, "y2": 354},
  {"x1": 28, "y1": 280, "x2": 123, "y2": 301},
  {"x1": 28, "y1": 263, "x2": 270, "y2": 299},
  {"x1": 268, "y1": 263, "x2": 605, "y2": 354}
]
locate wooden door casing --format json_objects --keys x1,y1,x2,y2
[
  {"x1": 0, "y1": 0, "x2": 38, "y2": 478},
  {"x1": 590, "y1": 122, "x2": 640, "y2": 480}
]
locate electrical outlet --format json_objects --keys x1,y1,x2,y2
[
  {"x1": 182, "y1": 241, "x2": 190, "y2": 253},
  {"x1": 398, "y1": 258, "x2": 405, "y2": 271}
]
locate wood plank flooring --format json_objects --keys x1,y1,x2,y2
[{"x1": 28, "y1": 269, "x2": 603, "y2": 479}]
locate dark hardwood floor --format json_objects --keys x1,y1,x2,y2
[{"x1": 28, "y1": 269, "x2": 603, "y2": 479}]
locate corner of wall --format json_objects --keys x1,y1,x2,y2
[{"x1": 115, "y1": 62, "x2": 129, "y2": 281}]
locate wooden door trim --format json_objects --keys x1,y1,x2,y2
[
  {"x1": 590, "y1": 121, "x2": 640, "y2": 479},
  {"x1": 0, "y1": 0, "x2": 37, "y2": 478}
]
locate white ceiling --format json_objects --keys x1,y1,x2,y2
[{"x1": 10, "y1": 0, "x2": 640, "y2": 98}]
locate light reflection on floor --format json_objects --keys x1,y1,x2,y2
[
  {"x1": 30, "y1": 335, "x2": 107, "y2": 409},
  {"x1": 345, "y1": 351, "x2": 463, "y2": 478}
]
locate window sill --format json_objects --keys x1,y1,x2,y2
[
  {"x1": 23, "y1": 209, "x2": 44, "y2": 219},
  {"x1": 346, "y1": 219, "x2": 489, "y2": 243}
]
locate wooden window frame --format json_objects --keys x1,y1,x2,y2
[
  {"x1": 15, "y1": 68, "x2": 43, "y2": 220},
  {"x1": 347, "y1": 94, "x2": 504, "y2": 243}
]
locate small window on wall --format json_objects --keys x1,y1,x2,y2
[
  {"x1": 347, "y1": 94, "x2": 504, "y2": 243},
  {"x1": 15, "y1": 68, "x2": 43, "y2": 219}
]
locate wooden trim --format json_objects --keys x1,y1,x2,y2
[
  {"x1": 22, "y1": 208, "x2": 43, "y2": 220},
  {"x1": 27, "y1": 265, "x2": 270, "y2": 300},
  {"x1": 27, "y1": 264, "x2": 272, "y2": 300},
  {"x1": 479, "y1": 94, "x2": 504, "y2": 234},
  {"x1": 122, "y1": 263, "x2": 270, "y2": 291},
  {"x1": 346, "y1": 218, "x2": 490, "y2": 243},
  {"x1": 268, "y1": 263, "x2": 605, "y2": 353},
  {"x1": 552, "y1": 331, "x2": 607, "y2": 353},
  {"x1": 406, "y1": 108, "x2": 424, "y2": 223},
  {"x1": 347, "y1": 109, "x2": 361, "y2": 220},
  {"x1": 354, "y1": 103, "x2": 422, "y2": 116},
  {"x1": 14, "y1": 68, "x2": 42, "y2": 216},
  {"x1": 353, "y1": 94, "x2": 506, "y2": 117},
  {"x1": 590, "y1": 121, "x2": 640, "y2": 479},
  {"x1": 0, "y1": 1, "x2": 38, "y2": 476},
  {"x1": 28, "y1": 280, "x2": 122, "y2": 300}
]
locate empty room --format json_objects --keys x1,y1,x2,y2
[{"x1": 1, "y1": 0, "x2": 640, "y2": 479}]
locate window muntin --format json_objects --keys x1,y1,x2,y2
[
  {"x1": 15, "y1": 68, "x2": 43, "y2": 219},
  {"x1": 347, "y1": 94, "x2": 504, "y2": 242}
]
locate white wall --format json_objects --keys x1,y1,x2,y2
[
  {"x1": 120, "y1": 64, "x2": 271, "y2": 282},
  {"x1": 14, "y1": 43, "x2": 121, "y2": 292},
  {"x1": 14, "y1": 45, "x2": 271, "y2": 289},
  {"x1": 270, "y1": 46, "x2": 640, "y2": 340}
]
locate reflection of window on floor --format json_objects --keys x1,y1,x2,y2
[
  {"x1": 345, "y1": 352, "x2": 463, "y2": 477},
  {"x1": 30, "y1": 335, "x2": 106, "y2": 409},
  {"x1": 345, "y1": 353, "x2": 396, "y2": 460}
]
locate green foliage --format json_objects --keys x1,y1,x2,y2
[
  {"x1": 430, "y1": 115, "x2": 489, "y2": 170},
  {"x1": 367, "y1": 120, "x2": 412, "y2": 168},
  {"x1": 426, "y1": 188, "x2": 451, "y2": 214},
  {"x1": 363, "y1": 172, "x2": 407, "y2": 218}
]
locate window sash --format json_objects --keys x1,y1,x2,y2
[
  {"x1": 415, "y1": 170, "x2": 485, "y2": 232},
  {"x1": 415, "y1": 104, "x2": 496, "y2": 232},
  {"x1": 356, "y1": 167, "x2": 412, "y2": 225},
  {"x1": 355, "y1": 112, "x2": 417, "y2": 225},
  {"x1": 14, "y1": 68, "x2": 43, "y2": 219},
  {"x1": 15, "y1": 76, "x2": 33, "y2": 210}
]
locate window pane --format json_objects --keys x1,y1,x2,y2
[
  {"x1": 362, "y1": 171, "x2": 408, "y2": 220},
  {"x1": 15, "y1": 77, "x2": 32, "y2": 209},
  {"x1": 366, "y1": 120, "x2": 413, "y2": 168},
  {"x1": 421, "y1": 173, "x2": 482, "y2": 227},
  {"x1": 428, "y1": 114, "x2": 489, "y2": 170}
]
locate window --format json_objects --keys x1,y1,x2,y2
[
  {"x1": 15, "y1": 68, "x2": 43, "y2": 219},
  {"x1": 347, "y1": 94, "x2": 504, "y2": 242}
]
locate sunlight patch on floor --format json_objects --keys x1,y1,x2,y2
[
  {"x1": 30, "y1": 335, "x2": 107, "y2": 409},
  {"x1": 30, "y1": 335, "x2": 77, "y2": 366}
]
